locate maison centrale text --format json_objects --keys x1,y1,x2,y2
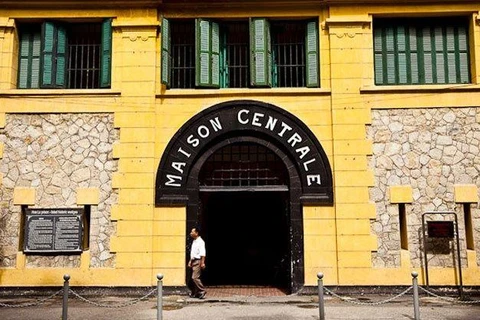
[{"x1": 163, "y1": 108, "x2": 323, "y2": 188}]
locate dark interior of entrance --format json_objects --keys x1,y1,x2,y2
[{"x1": 200, "y1": 191, "x2": 290, "y2": 289}]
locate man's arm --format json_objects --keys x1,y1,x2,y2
[{"x1": 200, "y1": 256, "x2": 206, "y2": 269}]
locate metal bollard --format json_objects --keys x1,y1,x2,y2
[
  {"x1": 157, "y1": 274, "x2": 164, "y2": 320},
  {"x1": 412, "y1": 272, "x2": 420, "y2": 320},
  {"x1": 62, "y1": 274, "x2": 70, "y2": 320},
  {"x1": 317, "y1": 272, "x2": 325, "y2": 320}
]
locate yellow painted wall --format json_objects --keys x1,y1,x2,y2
[{"x1": 0, "y1": 1, "x2": 479, "y2": 289}]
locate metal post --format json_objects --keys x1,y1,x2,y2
[
  {"x1": 157, "y1": 274, "x2": 164, "y2": 320},
  {"x1": 453, "y1": 214, "x2": 464, "y2": 300},
  {"x1": 62, "y1": 274, "x2": 70, "y2": 320},
  {"x1": 412, "y1": 272, "x2": 420, "y2": 320},
  {"x1": 317, "y1": 272, "x2": 325, "y2": 320}
]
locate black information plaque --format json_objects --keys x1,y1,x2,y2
[
  {"x1": 427, "y1": 221, "x2": 455, "y2": 239},
  {"x1": 24, "y1": 208, "x2": 83, "y2": 254}
]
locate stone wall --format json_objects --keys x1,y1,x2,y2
[
  {"x1": 0, "y1": 114, "x2": 118, "y2": 268},
  {"x1": 367, "y1": 107, "x2": 480, "y2": 268}
]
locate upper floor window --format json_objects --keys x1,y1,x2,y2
[
  {"x1": 18, "y1": 19, "x2": 112, "y2": 89},
  {"x1": 373, "y1": 17, "x2": 470, "y2": 85},
  {"x1": 161, "y1": 18, "x2": 319, "y2": 89}
]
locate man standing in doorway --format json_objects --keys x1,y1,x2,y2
[{"x1": 188, "y1": 227, "x2": 206, "y2": 299}]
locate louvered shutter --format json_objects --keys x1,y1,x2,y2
[
  {"x1": 250, "y1": 18, "x2": 271, "y2": 87},
  {"x1": 305, "y1": 20, "x2": 319, "y2": 88},
  {"x1": 161, "y1": 17, "x2": 170, "y2": 86},
  {"x1": 18, "y1": 28, "x2": 41, "y2": 88},
  {"x1": 100, "y1": 18, "x2": 112, "y2": 88},
  {"x1": 373, "y1": 27, "x2": 384, "y2": 85},
  {"x1": 195, "y1": 19, "x2": 220, "y2": 88},
  {"x1": 396, "y1": 26, "x2": 408, "y2": 84},
  {"x1": 457, "y1": 26, "x2": 469, "y2": 83},
  {"x1": 41, "y1": 22, "x2": 67, "y2": 88}
]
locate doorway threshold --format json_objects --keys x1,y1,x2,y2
[{"x1": 206, "y1": 286, "x2": 288, "y2": 297}]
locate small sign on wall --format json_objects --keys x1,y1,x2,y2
[
  {"x1": 427, "y1": 221, "x2": 454, "y2": 239},
  {"x1": 24, "y1": 208, "x2": 83, "y2": 254}
]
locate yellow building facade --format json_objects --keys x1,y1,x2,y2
[{"x1": 0, "y1": 0, "x2": 479, "y2": 293}]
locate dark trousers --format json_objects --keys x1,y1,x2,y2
[{"x1": 189, "y1": 260, "x2": 206, "y2": 296}]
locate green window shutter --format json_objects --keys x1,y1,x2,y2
[
  {"x1": 409, "y1": 27, "x2": 419, "y2": 84},
  {"x1": 305, "y1": 20, "x2": 319, "y2": 88},
  {"x1": 375, "y1": 18, "x2": 469, "y2": 86},
  {"x1": 250, "y1": 18, "x2": 271, "y2": 87},
  {"x1": 41, "y1": 22, "x2": 55, "y2": 87},
  {"x1": 161, "y1": 17, "x2": 170, "y2": 86},
  {"x1": 100, "y1": 18, "x2": 112, "y2": 88},
  {"x1": 55, "y1": 25, "x2": 67, "y2": 87},
  {"x1": 195, "y1": 19, "x2": 220, "y2": 88},
  {"x1": 18, "y1": 27, "x2": 41, "y2": 89},
  {"x1": 211, "y1": 22, "x2": 220, "y2": 87},
  {"x1": 385, "y1": 27, "x2": 396, "y2": 84},
  {"x1": 457, "y1": 26, "x2": 469, "y2": 83},
  {"x1": 40, "y1": 21, "x2": 67, "y2": 88},
  {"x1": 373, "y1": 27, "x2": 384, "y2": 85}
]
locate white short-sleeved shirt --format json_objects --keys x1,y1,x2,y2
[{"x1": 190, "y1": 236, "x2": 206, "y2": 260}]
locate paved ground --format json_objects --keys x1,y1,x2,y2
[{"x1": 1, "y1": 291, "x2": 480, "y2": 320}]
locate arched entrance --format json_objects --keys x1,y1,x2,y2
[
  {"x1": 198, "y1": 141, "x2": 291, "y2": 289},
  {"x1": 156, "y1": 100, "x2": 333, "y2": 293}
]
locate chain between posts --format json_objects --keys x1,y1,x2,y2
[
  {"x1": 323, "y1": 286, "x2": 414, "y2": 306},
  {"x1": 0, "y1": 289, "x2": 63, "y2": 308},
  {"x1": 418, "y1": 286, "x2": 480, "y2": 304},
  {"x1": 68, "y1": 288, "x2": 158, "y2": 308}
]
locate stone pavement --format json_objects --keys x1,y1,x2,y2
[{"x1": 1, "y1": 290, "x2": 480, "y2": 320}]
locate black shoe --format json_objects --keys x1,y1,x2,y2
[{"x1": 198, "y1": 292, "x2": 206, "y2": 299}]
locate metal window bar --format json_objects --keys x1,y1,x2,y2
[
  {"x1": 171, "y1": 20, "x2": 195, "y2": 89},
  {"x1": 225, "y1": 22, "x2": 249, "y2": 88},
  {"x1": 67, "y1": 24, "x2": 101, "y2": 89},
  {"x1": 199, "y1": 143, "x2": 288, "y2": 187},
  {"x1": 272, "y1": 22, "x2": 306, "y2": 87}
]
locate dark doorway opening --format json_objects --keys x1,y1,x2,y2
[{"x1": 200, "y1": 191, "x2": 290, "y2": 290}]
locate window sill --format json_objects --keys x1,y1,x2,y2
[
  {"x1": 157, "y1": 87, "x2": 331, "y2": 98},
  {"x1": 360, "y1": 84, "x2": 480, "y2": 94},
  {"x1": 0, "y1": 89, "x2": 121, "y2": 97}
]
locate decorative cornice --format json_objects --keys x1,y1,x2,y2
[
  {"x1": 322, "y1": 17, "x2": 372, "y2": 30},
  {"x1": 2, "y1": 0, "x2": 479, "y2": 10},
  {"x1": 1, "y1": 0, "x2": 160, "y2": 9}
]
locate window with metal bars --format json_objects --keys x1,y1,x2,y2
[
  {"x1": 17, "y1": 20, "x2": 112, "y2": 89},
  {"x1": 170, "y1": 20, "x2": 196, "y2": 89},
  {"x1": 162, "y1": 18, "x2": 319, "y2": 89},
  {"x1": 271, "y1": 22, "x2": 306, "y2": 87},
  {"x1": 67, "y1": 24, "x2": 101, "y2": 89},
  {"x1": 199, "y1": 143, "x2": 288, "y2": 187},
  {"x1": 373, "y1": 17, "x2": 470, "y2": 85},
  {"x1": 224, "y1": 21, "x2": 249, "y2": 88}
]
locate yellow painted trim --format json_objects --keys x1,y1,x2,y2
[
  {"x1": 111, "y1": 204, "x2": 154, "y2": 221},
  {"x1": 112, "y1": 172, "x2": 154, "y2": 188},
  {"x1": 0, "y1": 143, "x2": 4, "y2": 159},
  {"x1": 114, "y1": 112, "x2": 155, "y2": 128},
  {"x1": 337, "y1": 235, "x2": 377, "y2": 251},
  {"x1": 76, "y1": 188, "x2": 100, "y2": 205},
  {"x1": 0, "y1": 113, "x2": 5, "y2": 128},
  {"x1": 335, "y1": 203, "x2": 377, "y2": 219},
  {"x1": 16, "y1": 252, "x2": 26, "y2": 269},
  {"x1": 113, "y1": 143, "x2": 155, "y2": 158},
  {"x1": 389, "y1": 185, "x2": 413, "y2": 203},
  {"x1": 335, "y1": 171, "x2": 374, "y2": 187},
  {"x1": 336, "y1": 220, "x2": 374, "y2": 235},
  {"x1": 13, "y1": 187, "x2": 36, "y2": 205},
  {"x1": 454, "y1": 184, "x2": 478, "y2": 203},
  {"x1": 80, "y1": 251, "x2": 91, "y2": 270}
]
